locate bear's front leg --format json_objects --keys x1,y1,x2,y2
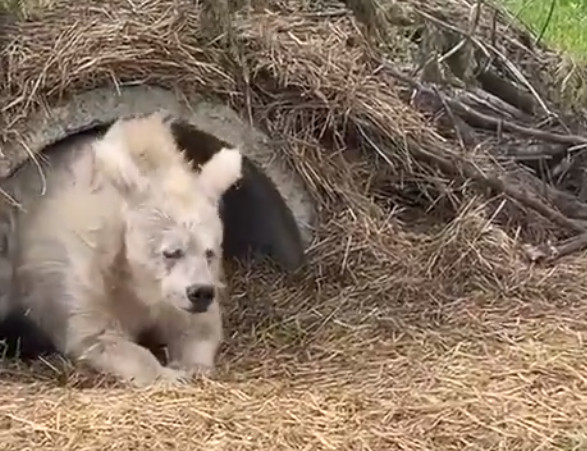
[
  {"x1": 69, "y1": 328, "x2": 191, "y2": 387},
  {"x1": 168, "y1": 337, "x2": 219, "y2": 377},
  {"x1": 165, "y1": 300, "x2": 223, "y2": 377}
]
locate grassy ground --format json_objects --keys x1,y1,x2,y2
[{"x1": 502, "y1": 0, "x2": 587, "y2": 56}]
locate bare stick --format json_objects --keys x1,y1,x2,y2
[
  {"x1": 382, "y1": 64, "x2": 587, "y2": 153},
  {"x1": 396, "y1": 138, "x2": 587, "y2": 233},
  {"x1": 415, "y1": 8, "x2": 552, "y2": 115},
  {"x1": 524, "y1": 231, "x2": 587, "y2": 263}
]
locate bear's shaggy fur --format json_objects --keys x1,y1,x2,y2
[{"x1": 3, "y1": 112, "x2": 242, "y2": 386}]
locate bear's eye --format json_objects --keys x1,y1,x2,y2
[
  {"x1": 205, "y1": 249, "x2": 215, "y2": 262},
  {"x1": 163, "y1": 248, "x2": 184, "y2": 260}
]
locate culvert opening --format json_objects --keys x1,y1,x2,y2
[
  {"x1": 0, "y1": 87, "x2": 317, "y2": 361},
  {"x1": 16, "y1": 117, "x2": 310, "y2": 272}
]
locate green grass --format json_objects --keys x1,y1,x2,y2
[{"x1": 502, "y1": 0, "x2": 587, "y2": 57}]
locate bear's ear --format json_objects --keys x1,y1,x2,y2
[
  {"x1": 196, "y1": 147, "x2": 243, "y2": 204},
  {"x1": 93, "y1": 118, "x2": 152, "y2": 199}
]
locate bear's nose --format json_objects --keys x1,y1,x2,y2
[{"x1": 186, "y1": 284, "x2": 215, "y2": 313}]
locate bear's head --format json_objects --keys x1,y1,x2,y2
[{"x1": 94, "y1": 112, "x2": 242, "y2": 313}]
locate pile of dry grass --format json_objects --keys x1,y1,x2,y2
[{"x1": 2, "y1": 0, "x2": 587, "y2": 449}]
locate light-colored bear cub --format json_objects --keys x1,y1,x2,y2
[{"x1": 8, "y1": 112, "x2": 242, "y2": 387}]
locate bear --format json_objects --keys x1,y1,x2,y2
[{"x1": 4, "y1": 111, "x2": 242, "y2": 386}]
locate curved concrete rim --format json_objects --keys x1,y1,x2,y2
[{"x1": 0, "y1": 84, "x2": 317, "y2": 249}]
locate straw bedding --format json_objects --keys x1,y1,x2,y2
[{"x1": 2, "y1": 0, "x2": 587, "y2": 449}]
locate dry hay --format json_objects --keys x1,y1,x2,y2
[{"x1": 1, "y1": 0, "x2": 587, "y2": 450}]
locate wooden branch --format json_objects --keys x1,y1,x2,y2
[
  {"x1": 375, "y1": 63, "x2": 587, "y2": 233},
  {"x1": 476, "y1": 68, "x2": 535, "y2": 115},
  {"x1": 506, "y1": 143, "x2": 567, "y2": 161},
  {"x1": 579, "y1": 170, "x2": 587, "y2": 202},
  {"x1": 458, "y1": 87, "x2": 530, "y2": 122},
  {"x1": 406, "y1": 142, "x2": 586, "y2": 233},
  {"x1": 410, "y1": 89, "x2": 477, "y2": 148},
  {"x1": 449, "y1": 100, "x2": 587, "y2": 148},
  {"x1": 415, "y1": 8, "x2": 552, "y2": 115},
  {"x1": 382, "y1": 63, "x2": 587, "y2": 154},
  {"x1": 507, "y1": 169, "x2": 587, "y2": 221},
  {"x1": 434, "y1": 86, "x2": 467, "y2": 150},
  {"x1": 524, "y1": 231, "x2": 587, "y2": 263}
]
